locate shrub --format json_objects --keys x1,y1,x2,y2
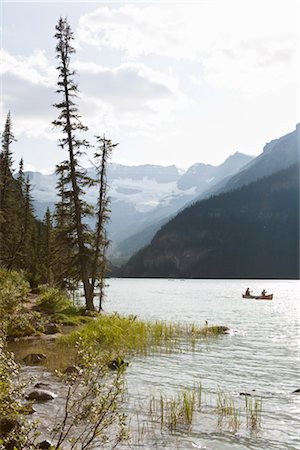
[
  {"x1": 6, "y1": 311, "x2": 46, "y2": 338},
  {"x1": 36, "y1": 288, "x2": 73, "y2": 314},
  {"x1": 0, "y1": 269, "x2": 30, "y2": 318},
  {"x1": 0, "y1": 335, "x2": 38, "y2": 447}
]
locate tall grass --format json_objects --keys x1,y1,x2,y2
[
  {"x1": 60, "y1": 313, "x2": 228, "y2": 357},
  {"x1": 216, "y1": 390, "x2": 241, "y2": 431},
  {"x1": 146, "y1": 385, "x2": 262, "y2": 436},
  {"x1": 148, "y1": 387, "x2": 199, "y2": 433},
  {"x1": 245, "y1": 396, "x2": 262, "y2": 430}
]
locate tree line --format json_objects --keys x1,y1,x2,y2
[{"x1": 0, "y1": 17, "x2": 116, "y2": 311}]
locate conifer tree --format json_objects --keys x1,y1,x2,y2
[
  {"x1": 42, "y1": 208, "x2": 54, "y2": 284},
  {"x1": 0, "y1": 112, "x2": 15, "y2": 211},
  {"x1": 92, "y1": 135, "x2": 117, "y2": 311},
  {"x1": 8, "y1": 175, "x2": 35, "y2": 271},
  {"x1": 53, "y1": 17, "x2": 94, "y2": 309},
  {"x1": 53, "y1": 163, "x2": 78, "y2": 289},
  {"x1": 17, "y1": 158, "x2": 25, "y2": 196},
  {"x1": 0, "y1": 112, "x2": 19, "y2": 267}
]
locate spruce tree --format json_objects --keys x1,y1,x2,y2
[
  {"x1": 53, "y1": 17, "x2": 94, "y2": 309},
  {"x1": 42, "y1": 208, "x2": 54, "y2": 284},
  {"x1": 53, "y1": 163, "x2": 78, "y2": 289},
  {"x1": 92, "y1": 135, "x2": 117, "y2": 311},
  {"x1": 0, "y1": 112, "x2": 15, "y2": 211},
  {"x1": 0, "y1": 112, "x2": 19, "y2": 267}
]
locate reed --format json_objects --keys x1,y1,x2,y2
[
  {"x1": 148, "y1": 387, "x2": 197, "y2": 433},
  {"x1": 61, "y1": 313, "x2": 228, "y2": 357},
  {"x1": 216, "y1": 390, "x2": 241, "y2": 431},
  {"x1": 245, "y1": 396, "x2": 262, "y2": 430}
]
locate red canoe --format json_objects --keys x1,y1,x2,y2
[{"x1": 242, "y1": 294, "x2": 273, "y2": 300}]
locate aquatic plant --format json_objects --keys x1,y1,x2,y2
[
  {"x1": 148, "y1": 387, "x2": 199, "y2": 433},
  {"x1": 245, "y1": 396, "x2": 262, "y2": 430},
  {"x1": 61, "y1": 313, "x2": 228, "y2": 357},
  {"x1": 216, "y1": 390, "x2": 241, "y2": 431}
]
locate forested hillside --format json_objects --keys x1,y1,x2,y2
[
  {"x1": 122, "y1": 164, "x2": 299, "y2": 279},
  {"x1": 0, "y1": 113, "x2": 50, "y2": 286}
]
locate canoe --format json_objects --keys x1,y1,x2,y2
[{"x1": 242, "y1": 294, "x2": 273, "y2": 300}]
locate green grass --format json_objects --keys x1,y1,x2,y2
[
  {"x1": 149, "y1": 389, "x2": 197, "y2": 432},
  {"x1": 60, "y1": 313, "x2": 228, "y2": 356},
  {"x1": 146, "y1": 386, "x2": 261, "y2": 436}
]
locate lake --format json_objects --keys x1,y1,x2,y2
[
  {"x1": 100, "y1": 278, "x2": 300, "y2": 450},
  {"x1": 16, "y1": 278, "x2": 300, "y2": 449}
]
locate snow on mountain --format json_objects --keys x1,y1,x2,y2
[{"x1": 24, "y1": 152, "x2": 254, "y2": 262}]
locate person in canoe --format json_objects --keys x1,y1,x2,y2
[
  {"x1": 245, "y1": 288, "x2": 250, "y2": 296},
  {"x1": 261, "y1": 289, "x2": 267, "y2": 296}
]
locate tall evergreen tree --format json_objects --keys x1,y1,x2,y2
[
  {"x1": 0, "y1": 113, "x2": 19, "y2": 267},
  {"x1": 52, "y1": 17, "x2": 94, "y2": 309},
  {"x1": 92, "y1": 135, "x2": 117, "y2": 311},
  {"x1": 42, "y1": 208, "x2": 54, "y2": 284},
  {"x1": 0, "y1": 112, "x2": 15, "y2": 211},
  {"x1": 53, "y1": 163, "x2": 78, "y2": 289}
]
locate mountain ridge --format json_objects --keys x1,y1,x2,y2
[{"x1": 122, "y1": 163, "x2": 299, "y2": 279}]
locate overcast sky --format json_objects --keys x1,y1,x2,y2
[{"x1": 1, "y1": 0, "x2": 299, "y2": 172}]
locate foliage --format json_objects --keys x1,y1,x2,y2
[
  {"x1": 0, "y1": 333, "x2": 128, "y2": 449},
  {"x1": 0, "y1": 114, "x2": 51, "y2": 287},
  {"x1": 6, "y1": 311, "x2": 46, "y2": 338},
  {"x1": 91, "y1": 136, "x2": 117, "y2": 312},
  {"x1": 0, "y1": 269, "x2": 30, "y2": 318},
  {"x1": 62, "y1": 313, "x2": 227, "y2": 356},
  {"x1": 51, "y1": 339, "x2": 128, "y2": 449},
  {"x1": 36, "y1": 287, "x2": 74, "y2": 314},
  {"x1": 0, "y1": 335, "x2": 39, "y2": 448}
]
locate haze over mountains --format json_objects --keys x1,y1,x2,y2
[
  {"x1": 24, "y1": 124, "x2": 299, "y2": 275},
  {"x1": 122, "y1": 124, "x2": 300, "y2": 279},
  {"x1": 25, "y1": 151, "x2": 254, "y2": 263}
]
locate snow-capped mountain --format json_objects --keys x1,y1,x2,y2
[{"x1": 25, "y1": 152, "x2": 253, "y2": 263}]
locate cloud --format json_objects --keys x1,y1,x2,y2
[
  {"x1": 77, "y1": 3, "x2": 298, "y2": 96},
  {"x1": 0, "y1": 48, "x2": 56, "y2": 87},
  {"x1": 74, "y1": 61, "x2": 176, "y2": 108},
  {"x1": 1, "y1": 48, "x2": 187, "y2": 143}
]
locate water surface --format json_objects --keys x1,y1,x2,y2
[{"x1": 101, "y1": 278, "x2": 300, "y2": 450}]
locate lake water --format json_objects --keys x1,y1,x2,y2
[
  {"x1": 16, "y1": 278, "x2": 300, "y2": 449},
  {"x1": 101, "y1": 278, "x2": 300, "y2": 450}
]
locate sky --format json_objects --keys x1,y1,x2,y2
[{"x1": 1, "y1": 0, "x2": 299, "y2": 173}]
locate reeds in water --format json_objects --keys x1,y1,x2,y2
[
  {"x1": 245, "y1": 396, "x2": 262, "y2": 430},
  {"x1": 216, "y1": 390, "x2": 241, "y2": 431}
]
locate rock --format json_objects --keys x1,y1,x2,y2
[
  {"x1": 0, "y1": 417, "x2": 20, "y2": 436},
  {"x1": 240, "y1": 392, "x2": 251, "y2": 397},
  {"x1": 108, "y1": 357, "x2": 129, "y2": 370},
  {"x1": 44, "y1": 323, "x2": 61, "y2": 335},
  {"x1": 26, "y1": 390, "x2": 56, "y2": 402},
  {"x1": 64, "y1": 365, "x2": 81, "y2": 376},
  {"x1": 292, "y1": 388, "x2": 300, "y2": 394},
  {"x1": 34, "y1": 382, "x2": 51, "y2": 389},
  {"x1": 22, "y1": 353, "x2": 47, "y2": 365},
  {"x1": 38, "y1": 440, "x2": 53, "y2": 449},
  {"x1": 215, "y1": 326, "x2": 230, "y2": 334}
]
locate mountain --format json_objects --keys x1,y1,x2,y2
[
  {"x1": 119, "y1": 125, "x2": 299, "y2": 267},
  {"x1": 122, "y1": 163, "x2": 299, "y2": 279},
  {"x1": 24, "y1": 153, "x2": 253, "y2": 262},
  {"x1": 114, "y1": 122, "x2": 299, "y2": 263},
  {"x1": 177, "y1": 152, "x2": 252, "y2": 191},
  {"x1": 111, "y1": 152, "x2": 253, "y2": 262},
  {"x1": 196, "y1": 124, "x2": 300, "y2": 202}
]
